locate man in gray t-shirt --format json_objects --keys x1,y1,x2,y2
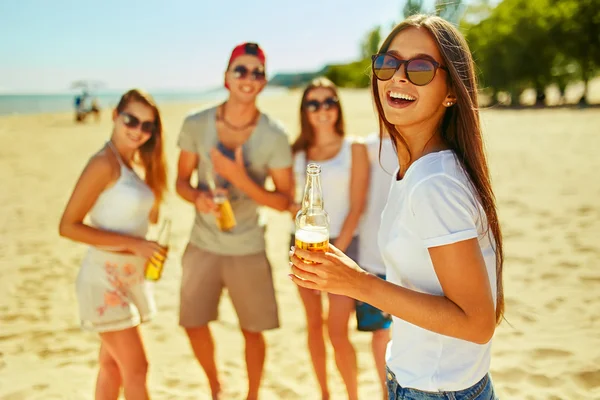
[{"x1": 175, "y1": 42, "x2": 293, "y2": 399}]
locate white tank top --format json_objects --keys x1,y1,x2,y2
[
  {"x1": 88, "y1": 141, "x2": 155, "y2": 239},
  {"x1": 358, "y1": 134, "x2": 397, "y2": 275},
  {"x1": 293, "y1": 139, "x2": 354, "y2": 238}
]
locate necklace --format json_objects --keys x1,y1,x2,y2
[{"x1": 217, "y1": 102, "x2": 259, "y2": 132}]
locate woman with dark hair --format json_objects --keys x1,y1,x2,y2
[
  {"x1": 289, "y1": 77, "x2": 369, "y2": 400},
  {"x1": 290, "y1": 15, "x2": 503, "y2": 400},
  {"x1": 59, "y1": 89, "x2": 168, "y2": 400}
]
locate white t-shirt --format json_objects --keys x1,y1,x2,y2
[
  {"x1": 292, "y1": 139, "x2": 355, "y2": 238},
  {"x1": 379, "y1": 150, "x2": 497, "y2": 392},
  {"x1": 358, "y1": 133, "x2": 397, "y2": 275}
]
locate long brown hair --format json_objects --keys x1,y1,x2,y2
[
  {"x1": 372, "y1": 15, "x2": 505, "y2": 324},
  {"x1": 291, "y1": 77, "x2": 345, "y2": 154},
  {"x1": 115, "y1": 89, "x2": 168, "y2": 204}
]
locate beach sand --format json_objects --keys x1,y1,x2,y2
[{"x1": 1, "y1": 88, "x2": 599, "y2": 400}]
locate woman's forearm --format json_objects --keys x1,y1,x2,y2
[
  {"x1": 59, "y1": 222, "x2": 136, "y2": 251},
  {"x1": 350, "y1": 273, "x2": 496, "y2": 344}
]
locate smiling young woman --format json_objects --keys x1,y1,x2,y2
[
  {"x1": 290, "y1": 15, "x2": 503, "y2": 400},
  {"x1": 59, "y1": 89, "x2": 167, "y2": 400},
  {"x1": 288, "y1": 77, "x2": 369, "y2": 400}
]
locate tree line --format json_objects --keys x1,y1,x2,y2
[{"x1": 323, "y1": 0, "x2": 599, "y2": 106}]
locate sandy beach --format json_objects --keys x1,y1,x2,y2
[{"x1": 1, "y1": 87, "x2": 599, "y2": 400}]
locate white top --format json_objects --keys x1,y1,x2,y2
[
  {"x1": 293, "y1": 139, "x2": 354, "y2": 238},
  {"x1": 88, "y1": 142, "x2": 155, "y2": 239},
  {"x1": 358, "y1": 133, "x2": 397, "y2": 275},
  {"x1": 379, "y1": 150, "x2": 497, "y2": 392}
]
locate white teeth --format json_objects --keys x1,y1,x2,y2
[
  {"x1": 241, "y1": 86, "x2": 252, "y2": 93},
  {"x1": 390, "y1": 91, "x2": 416, "y2": 101}
]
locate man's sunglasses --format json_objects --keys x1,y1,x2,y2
[
  {"x1": 120, "y1": 112, "x2": 157, "y2": 134},
  {"x1": 371, "y1": 53, "x2": 448, "y2": 86},
  {"x1": 231, "y1": 65, "x2": 266, "y2": 81},
  {"x1": 303, "y1": 97, "x2": 339, "y2": 112}
]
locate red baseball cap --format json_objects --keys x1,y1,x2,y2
[
  {"x1": 225, "y1": 42, "x2": 266, "y2": 89},
  {"x1": 227, "y1": 42, "x2": 266, "y2": 67}
]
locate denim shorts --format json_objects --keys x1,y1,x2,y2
[{"x1": 386, "y1": 366, "x2": 499, "y2": 400}]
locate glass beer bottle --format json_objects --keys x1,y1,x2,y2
[
  {"x1": 214, "y1": 191, "x2": 237, "y2": 232},
  {"x1": 295, "y1": 163, "x2": 330, "y2": 263},
  {"x1": 205, "y1": 167, "x2": 237, "y2": 232},
  {"x1": 144, "y1": 218, "x2": 170, "y2": 281}
]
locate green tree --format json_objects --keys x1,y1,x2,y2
[
  {"x1": 325, "y1": 59, "x2": 372, "y2": 88},
  {"x1": 403, "y1": 0, "x2": 425, "y2": 18},
  {"x1": 552, "y1": 0, "x2": 600, "y2": 104},
  {"x1": 464, "y1": 0, "x2": 559, "y2": 105},
  {"x1": 508, "y1": 0, "x2": 558, "y2": 104},
  {"x1": 550, "y1": 53, "x2": 579, "y2": 104},
  {"x1": 361, "y1": 25, "x2": 382, "y2": 58}
]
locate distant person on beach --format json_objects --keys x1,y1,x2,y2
[
  {"x1": 74, "y1": 92, "x2": 86, "y2": 122},
  {"x1": 290, "y1": 15, "x2": 503, "y2": 400},
  {"x1": 59, "y1": 89, "x2": 167, "y2": 400},
  {"x1": 175, "y1": 42, "x2": 293, "y2": 400},
  {"x1": 355, "y1": 131, "x2": 395, "y2": 399},
  {"x1": 288, "y1": 77, "x2": 369, "y2": 400},
  {"x1": 74, "y1": 92, "x2": 101, "y2": 123},
  {"x1": 90, "y1": 97, "x2": 101, "y2": 123}
]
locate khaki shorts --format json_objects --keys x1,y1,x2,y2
[{"x1": 179, "y1": 243, "x2": 280, "y2": 332}]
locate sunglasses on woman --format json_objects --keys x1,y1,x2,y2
[
  {"x1": 371, "y1": 53, "x2": 448, "y2": 86},
  {"x1": 231, "y1": 65, "x2": 266, "y2": 81},
  {"x1": 120, "y1": 112, "x2": 156, "y2": 134},
  {"x1": 303, "y1": 97, "x2": 339, "y2": 112}
]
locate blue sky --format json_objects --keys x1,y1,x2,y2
[{"x1": 0, "y1": 0, "x2": 449, "y2": 93}]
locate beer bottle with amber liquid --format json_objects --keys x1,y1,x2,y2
[
  {"x1": 213, "y1": 191, "x2": 237, "y2": 232},
  {"x1": 295, "y1": 163, "x2": 330, "y2": 263},
  {"x1": 144, "y1": 219, "x2": 170, "y2": 281},
  {"x1": 205, "y1": 167, "x2": 237, "y2": 232}
]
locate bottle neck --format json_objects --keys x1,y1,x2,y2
[{"x1": 302, "y1": 173, "x2": 324, "y2": 211}]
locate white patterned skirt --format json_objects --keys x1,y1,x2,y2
[{"x1": 76, "y1": 248, "x2": 156, "y2": 333}]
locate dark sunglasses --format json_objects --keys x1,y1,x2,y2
[
  {"x1": 120, "y1": 112, "x2": 156, "y2": 134},
  {"x1": 371, "y1": 53, "x2": 448, "y2": 86},
  {"x1": 303, "y1": 97, "x2": 339, "y2": 112},
  {"x1": 231, "y1": 65, "x2": 266, "y2": 81}
]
